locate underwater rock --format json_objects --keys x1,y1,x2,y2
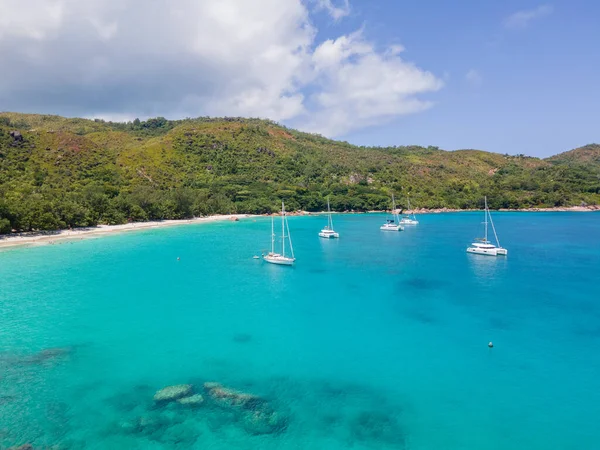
[
  {"x1": 176, "y1": 394, "x2": 204, "y2": 407},
  {"x1": 241, "y1": 404, "x2": 288, "y2": 435},
  {"x1": 203, "y1": 382, "x2": 221, "y2": 391},
  {"x1": 350, "y1": 411, "x2": 405, "y2": 447},
  {"x1": 203, "y1": 382, "x2": 261, "y2": 409},
  {"x1": 117, "y1": 413, "x2": 172, "y2": 436},
  {"x1": 116, "y1": 419, "x2": 139, "y2": 434},
  {"x1": 203, "y1": 382, "x2": 287, "y2": 434},
  {"x1": 138, "y1": 415, "x2": 166, "y2": 433},
  {"x1": 25, "y1": 347, "x2": 74, "y2": 365},
  {"x1": 233, "y1": 333, "x2": 252, "y2": 343},
  {"x1": 154, "y1": 423, "x2": 199, "y2": 446},
  {"x1": 8, "y1": 445, "x2": 33, "y2": 450},
  {"x1": 0, "y1": 394, "x2": 16, "y2": 405},
  {"x1": 153, "y1": 384, "x2": 193, "y2": 403},
  {"x1": 106, "y1": 384, "x2": 154, "y2": 413}
]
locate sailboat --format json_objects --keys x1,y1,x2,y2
[
  {"x1": 264, "y1": 201, "x2": 296, "y2": 266},
  {"x1": 319, "y1": 196, "x2": 339, "y2": 238},
  {"x1": 399, "y1": 196, "x2": 419, "y2": 225},
  {"x1": 466, "y1": 196, "x2": 508, "y2": 256},
  {"x1": 380, "y1": 194, "x2": 404, "y2": 231}
]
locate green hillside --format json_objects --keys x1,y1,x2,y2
[{"x1": 1, "y1": 112, "x2": 599, "y2": 233}]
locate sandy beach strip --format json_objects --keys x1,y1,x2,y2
[{"x1": 0, "y1": 214, "x2": 256, "y2": 250}]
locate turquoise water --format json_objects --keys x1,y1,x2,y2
[{"x1": 1, "y1": 212, "x2": 599, "y2": 449}]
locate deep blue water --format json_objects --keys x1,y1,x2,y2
[{"x1": 0, "y1": 212, "x2": 599, "y2": 449}]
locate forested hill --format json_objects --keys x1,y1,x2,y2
[{"x1": 1, "y1": 112, "x2": 599, "y2": 233}]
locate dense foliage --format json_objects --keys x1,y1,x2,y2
[{"x1": 1, "y1": 113, "x2": 599, "y2": 233}]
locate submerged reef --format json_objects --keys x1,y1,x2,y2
[
  {"x1": 109, "y1": 380, "x2": 289, "y2": 446},
  {"x1": 2, "y1": 351, "x2": 408, "y2": 449}
]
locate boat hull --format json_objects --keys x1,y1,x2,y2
[
  {"x1": 380, "y1": 224, "x2": 404, "y2": 231},
  {"x1": 400, "y1": 219, "x2": 419, "y2": 225},
  {"x1": 467, "y1": 247, "x2": 498, "y2": 256},
  {"x1": 319, "y1": 231, "x2": 339, "y2": 238},
  {"x1": 264, "y1": 255, "x2": 295, "y2": 266},
  {"x1": 466, "y1": 246, "x2": 507, "y2": 256}
]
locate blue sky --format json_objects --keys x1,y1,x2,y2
[
  {"x1": 325, "y1": 0, "x2": 600, "y2": 156},
  {"x1": 0, "y1": 0, "x2": 597, "y2": 157}
]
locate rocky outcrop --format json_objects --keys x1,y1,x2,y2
[
  {"x1": 9, "y1": 131, "x2": 23, "y2": 142},
  {"x1": 115, "y1": 380, "x2": 287, "y2": 439},
  {"x1": 176, "y1": 394, "x2": 204, "y2": 407},
  {"x1": 241, "y1": 404, "x2": 287, "y2": 435},
  {"x1": 153, "y1": 384, "x2": 193, "y2": 403},
  {"x1": 203, "y1": 382, "x2": 287, "y2": 434},
  {"x1": 203, "y1": 382, "x2": 260, "y2": 409}
]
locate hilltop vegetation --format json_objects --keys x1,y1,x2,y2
[{"x1": 1, "y1": 112, "x2": 599, "y2": 233}]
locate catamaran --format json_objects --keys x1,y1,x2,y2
[
  {"x1": 319, "y1": 196, "x2": 339, "y2": 239},
  {"x1": 264, "y1": 201, "x2": 296, "y2": 266},
  {"x1": 466, "y1": 197, "x2": 508, "y2": 256},
  {"x1": 380, "y1": 194, "x2": 404, "y2": 231},
  {"x1": 399, "y1": 196, "x2": 419, "y2": 225}
]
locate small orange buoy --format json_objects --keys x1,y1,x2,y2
[{"x1": 488, "y1": 342, "x2": 494, "y2": 348}]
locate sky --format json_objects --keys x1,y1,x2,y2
[{"x1": 0, "y1": 0, "x2": 598, "y2": 157}]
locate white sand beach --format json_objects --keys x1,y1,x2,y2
[{"x1": 0, "y1": 215, "x2": 255, "y2": 250}]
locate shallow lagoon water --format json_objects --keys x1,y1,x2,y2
[{"x1": 1, "y1": 212, "x2": 599, "y2": 449}]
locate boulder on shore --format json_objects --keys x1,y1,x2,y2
[{"x1": 153, "y1": 384, "x2": 193, "y2": 403}]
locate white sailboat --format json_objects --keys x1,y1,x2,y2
[
  {"x1": 466, "y1": 197, "x2": 508, "y2": 256},
  {"x1": 264, "y1": 201, "x2": 296, "y2": 266},
  {"x1": 399, "y1": 196, "x2": 419, "y2": 225},
  {"x1": 319, "y1": 196, "x2": 339, "y2": 239},
  {"x1": 380, "y1": 194, "x2": 404, "y2": 231}
]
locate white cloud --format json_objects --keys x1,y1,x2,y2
[
  {"x1": 504, "y1": 4, "x2": 553, "y2": 28},
  {"x1": 315, "y1": 0, "x2": 350, "y2": 21},
  {"x1": 0, "y1": 0, "x2": 65, "y2": 40},
  {"x1": 465, "y1": 69, "x2": 483, "y2": 87},
  {"x1": 0, "y1": 0, "x2": 442, "y2": 137},
  {"x1": 303, "y1": 31, "x2": 443, "y2": 136}
]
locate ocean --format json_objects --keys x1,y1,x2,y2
[{"x1": 1, "y1": 212, "x2": 599, "y2": 449}]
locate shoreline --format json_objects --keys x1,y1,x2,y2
[
  {"x1": 403, "y1": 205, "x2": 600, "y2": 214},
  {"x1": 1, "y1": 206, "x2": 597, "y2": 250},
  {"x1": 308, "y1": 205, "x2": 599, "y2": 214},
  {"x1": 0, "y1": 215, "x2": 256, "y2": 250}
]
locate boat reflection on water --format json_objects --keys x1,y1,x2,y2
[{"x1": 467, "y1": 251, "x2": 508, "y2": 283}]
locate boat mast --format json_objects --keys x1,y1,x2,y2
[
  {"x1": 271, "y1": 215, "x2": 275, "y2": 253},
  {"x1": 392, "y1": 193, "x2": 398, "y2": 223},
  {"x1": 488, "y1": 204, "x2": 502, "y2": 248},
  {"x1": 411, "y1": 196, "x2": 418, "y2": 221},
  {"x1": 327, "y1": 196, "x2": 333, "y2": 230},
  {"x1": 286, "y1": 211, "x2": 295, "y2": 259},
  {"x1": 281, "y1": 201, "x2": 286, "y2": 257},
  {"x1": 484, "y1": 196, "x2": 489, "y2": 242}
]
